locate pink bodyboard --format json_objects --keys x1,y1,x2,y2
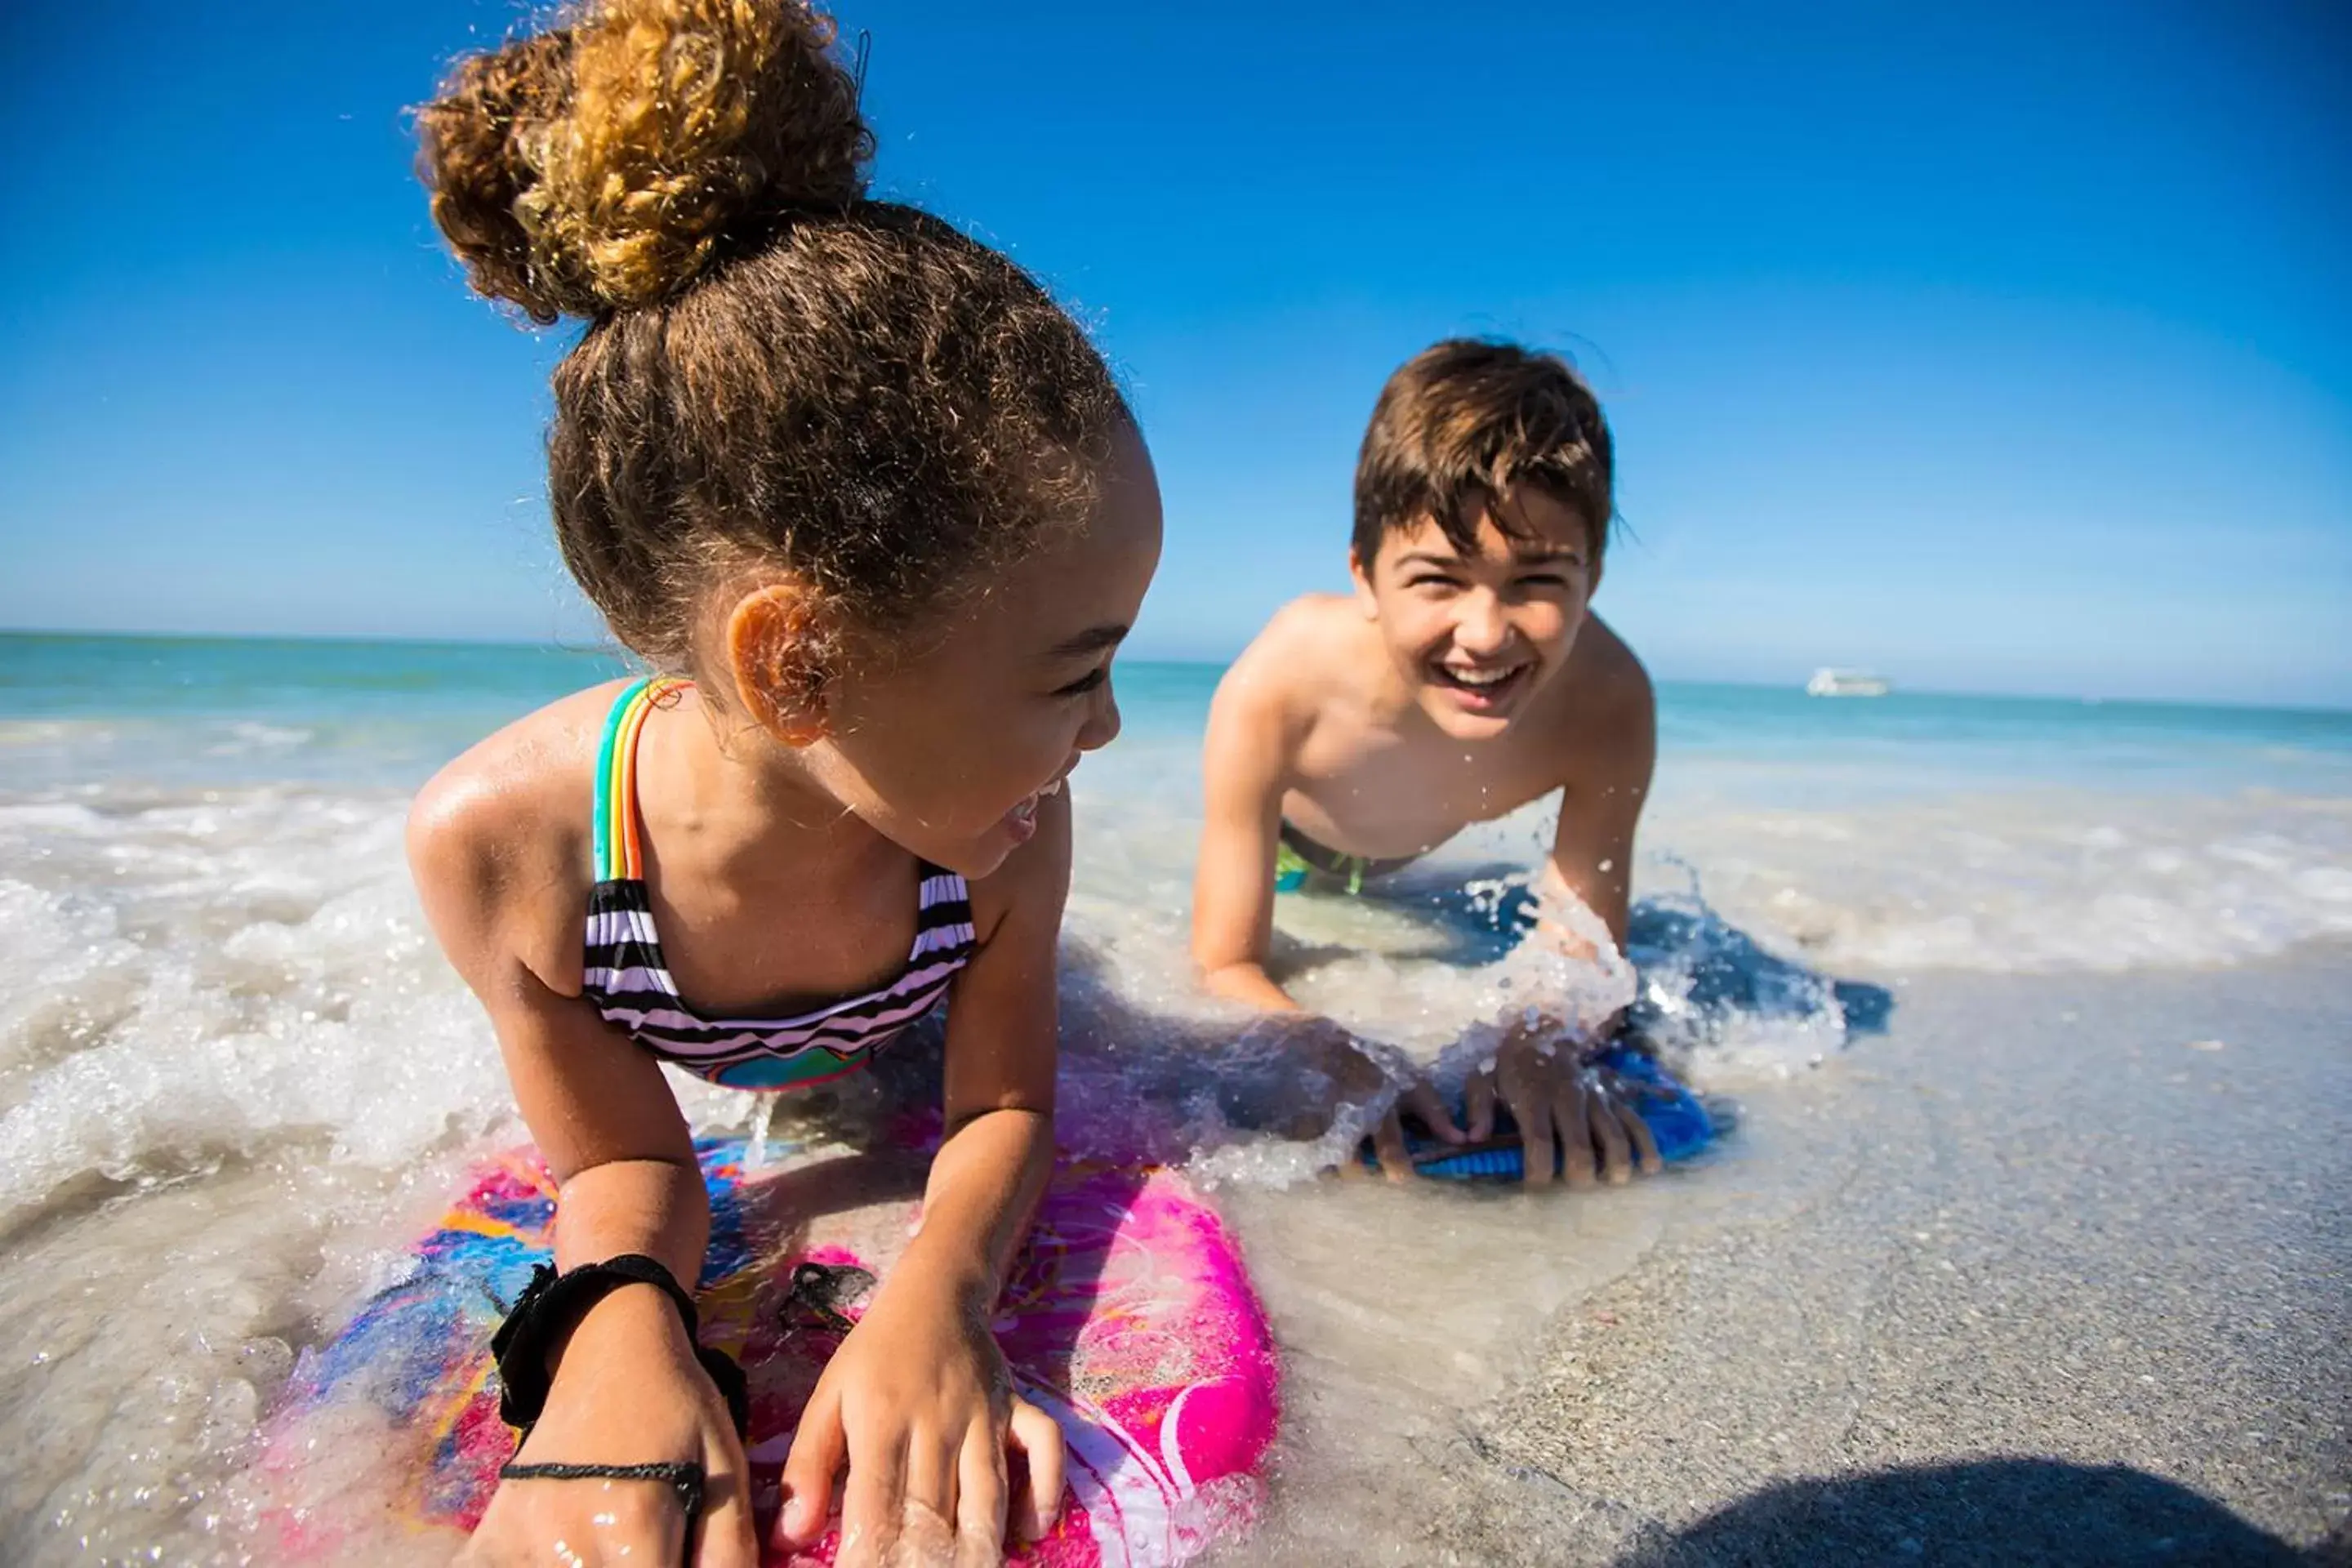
[{"x1": 256, "y1": 1137, "x2": 1279, "y2": 1566}]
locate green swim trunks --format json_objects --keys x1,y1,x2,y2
[{"x1": 1274, "y1": 822, "x2": 1423, "y2": 896}]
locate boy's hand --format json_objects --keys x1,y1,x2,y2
[
  {"x1": 1247, "y1": 1014, "x2": 1463, "y2": 1180},
  {"x1": 1465, "y1": 1026, "x2": 1663, "y2": 1187},
  {"x1": 1361, "y1": 1081, "x2": 1465, "y2": 1181}
]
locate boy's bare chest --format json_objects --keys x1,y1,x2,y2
[{"x1": 1286, "y1": 726, "x2": 1563, "y2": 857}]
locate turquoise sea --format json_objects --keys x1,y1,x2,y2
[
  {"x1": 2, "y1": 630, "x2": 2350, "y2": 1563},
  {"x1": 7, "y1": 630, "x2": 2350, "y2": 796}
]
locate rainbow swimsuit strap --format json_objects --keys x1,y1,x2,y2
[{"x1": 593, "y1": 675, "x2": 688, "y2": 884}]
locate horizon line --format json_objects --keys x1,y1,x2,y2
[{"x1": 4, "y1": 625, "x2": 2347, "y2": 719}]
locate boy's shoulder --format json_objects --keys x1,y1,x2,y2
[
  {"x1": 1253, "y1": 591, "x2": 1364, "y2": 657},
  {"x1": 1530, "y1": 617, "x2": 1656, "y2": 769},
  {"x1": 1211, "y1": 594, "x2": 1365, "y2": 725},
  {"x1": 1568, "y1": 616, "x2": 1655, "y2": 710}
]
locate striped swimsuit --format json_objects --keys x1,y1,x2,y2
[{"x1": 580, "y1": 678, "x2": 978, "y2": 1090}]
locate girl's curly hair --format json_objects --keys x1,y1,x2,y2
[{"x1": 416, "y1": 0, "x2": 1130, "y2": 668}]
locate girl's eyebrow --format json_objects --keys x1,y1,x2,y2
[{"x1": 1045, "y1": 623, "x2": 1129, "y2": 660}]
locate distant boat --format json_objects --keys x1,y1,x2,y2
[{"x1": 1806, "y1": 667, "x2": 1891, "y2": 697}]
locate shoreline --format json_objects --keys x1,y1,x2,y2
[{"x1": 1220, "y1": 943, "x2": 2352, "y2": 1565}]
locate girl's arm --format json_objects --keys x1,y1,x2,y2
[
  {"x1": 408, "y1": 775, "x2": 759, "y2": 1567},
  {"x1": 408, "y1": 768, "x2": 710, "y2": 1281},
  {"x1": 776, "y1": 787, "x2": 1074, "y2": 1561}
]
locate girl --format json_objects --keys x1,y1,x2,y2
[{"x1": 405, "y1": 3, "x2": 1160, "y2": 1565}]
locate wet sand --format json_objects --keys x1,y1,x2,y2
[{"x1": 1225, "y1": 947, "x2": 2352, "y2": 1566}]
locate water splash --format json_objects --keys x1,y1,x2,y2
[{"x1": 745, "y1": 1092, "x2": 777, "y2": 1172}]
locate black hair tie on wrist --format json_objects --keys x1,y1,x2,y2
[
  {"x1": 488, "y1": 1253, "x2": 751, "y2": 1440},
  {"x1": 497, "y1": 1459, "x2": 707, "y2": 1521}
]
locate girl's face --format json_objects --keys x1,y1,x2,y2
[
  {"x1": 802, "y1": 424, "x2": 1164, "y2": 880},
  {"x1": 1352, "y1": 487, "x2": 1596, "y2": 742}
]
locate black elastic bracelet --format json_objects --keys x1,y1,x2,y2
[
  {"x1": 489, "y1": 1254, "x2": 747, "y2": 1437},
  {"x1": 498, "y1": 1460, "x2": 706, "y2": 1520}
]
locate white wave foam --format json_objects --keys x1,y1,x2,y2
[
  {"x1": 1654, "y1": 790, "x2": 2352, "y2": 974},
  {"x1": 210, "y1": 721, "x2": 315, "y2": 755},
  {"x1": 0, "y1": 791, "x2": 515, "y2": 1237},
  {"x1": 0, "y1": 881, "x2": 148, "y2": 1103},
  {"x1": 7, "y1": 775, "x2": 2342, "y2": 1245}
]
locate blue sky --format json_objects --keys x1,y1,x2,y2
[{"x1": 2, "y1": 1, "x2": 2345, "y2": 706}]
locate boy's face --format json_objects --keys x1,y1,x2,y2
[{"x1": 1351, "y1": 488, "x2": 1595, "y2": 741}]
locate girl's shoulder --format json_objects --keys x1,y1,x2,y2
[{"x1": 405, "y1": 680, "x2": 630, "y2": 992}]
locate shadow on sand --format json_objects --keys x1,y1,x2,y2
[{"x1": 1611, "y1": 1458, "x2": 2309, "y2": 1568}]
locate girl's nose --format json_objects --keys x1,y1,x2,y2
[{"x1": 1077, "y1": 679, "x2": 1122, "y2": 751}]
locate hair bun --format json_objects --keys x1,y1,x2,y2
[{"x1": 418, "y1": 0, "x2": 873, "y2": 323}]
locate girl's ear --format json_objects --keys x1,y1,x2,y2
[
  {"x1": 724, "y1": 583, "x2": 833, "y2": 747},
  {"x1": 1348, "y1": 546, "x2": 1380, "y2": 621}
]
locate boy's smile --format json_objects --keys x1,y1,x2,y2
[
  {"x1": 1354, "y1": 486, "x2": 1597, "y2": 741},
  {"x1": 1428, "y1": 654, "x2": 1538, "y2": 715}
]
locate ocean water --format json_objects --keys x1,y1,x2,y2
[{"x1": 2, "y1": 631, "x2": 2349, "y2": 1564}]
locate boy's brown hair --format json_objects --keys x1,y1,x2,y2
[{"x1": 1352, "y1": 338, "x2": 1613, "y2": 568}]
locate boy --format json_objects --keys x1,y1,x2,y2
[{"x1": 1192, "y1": 338, "x2": 1664, "y2": 1185}]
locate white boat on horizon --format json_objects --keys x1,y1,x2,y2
[{"x1": 1806, "y1": 667, "x2": 1891, "y2": 698}]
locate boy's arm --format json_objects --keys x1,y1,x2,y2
[
  {"x1": 1192, "y1": 661, "x2": 1302, "y2": 1012},
  {"x1": 1192, "y1": 648, "x2": 1467, "y2": 1174},
  {"x1": 1542, "y1": 641, "x2": 1656, "y2": 955},
  {"x1": 1465, "y1": 636, "x2": 1662, "y2": 1187}
]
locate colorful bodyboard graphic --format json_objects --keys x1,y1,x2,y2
[{"x1": 258, "y1": 1138, "x2": 1279, "y2": 1566}]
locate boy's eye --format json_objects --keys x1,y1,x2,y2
[
  {"x1": 1054, "y1": 666, "x2": 1110, "y2": 698},
  {"x1": 1407, "y1": 575, "x2": 1459, "y2": 592}
]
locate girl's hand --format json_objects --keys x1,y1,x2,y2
[
  {"x1": 1466, "y1": 1024, "x2": 1664, "y2": 1187},
  {"x1": 776, "y1": 1284, "x2": 1063, "y2": 1567},
  {"x1": 459, "y1": 1285, "x2": 757, "y2": 1567}
]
